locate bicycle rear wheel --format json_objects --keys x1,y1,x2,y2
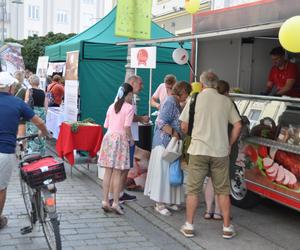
[
  {"x1": 38, "y1": 191, "x2": 62, "y2": 250},
  {"x1": 19, "y1": 175, "x2": 36, "y2": 224}
]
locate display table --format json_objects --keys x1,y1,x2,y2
[
  {"x1": 56, "y1": 122, "x2": 103, "y2": 166},
  {"x1": 46, "y1": 107, "x2": 66, "y2": 139}
]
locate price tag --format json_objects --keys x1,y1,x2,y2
[{"x1": 40, "y1": 166, "x2": 49, "y2": 172}]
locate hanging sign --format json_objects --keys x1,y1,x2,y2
[
  {"x1": 115, "y1": 0, "x2": 152, "y2": 39},
  {"x1": 131, "y1": 47, "x2": 156, "y2": 69}
]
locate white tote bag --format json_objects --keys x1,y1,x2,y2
[{"x1": 162, "y1": 137, "x2": 183, "y2": 163}]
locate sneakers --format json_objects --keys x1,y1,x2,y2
[
  {"x1": 119, "y1": 192, "x2": 137, "y2": 203},
  {"x1": 180, "y1": 222, "x2": 194, "y2": 238},
  {"x1": 223, "y1": 224, "x2": 236, "y2": 239}
]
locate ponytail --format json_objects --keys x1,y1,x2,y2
[
  {"x1": 114, "y1": 98, "x2": 125, "y2": 114},
  {"x1": 114, "y1": 83, "x2": 133, "y2": 114}
]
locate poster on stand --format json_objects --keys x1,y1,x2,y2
[
  {"x1": 64, "y1": 51, "x2": 79, "y2": 122},
  {"x1": 64, "y1": 80, "x2": 79, "y2": 122},
  {"x1": 36, "y1": 56, "x2": 49, "y2": 90},
  {"x1": 47, "y1": 62, "x2": 65, "y2": 77},
  {"x1": 131, "y1": 47, "x2": 156, "y2": 69}
]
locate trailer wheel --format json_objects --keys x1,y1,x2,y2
[{"x1": 230, "y1": 166, "x2": 260, "y2": 209}]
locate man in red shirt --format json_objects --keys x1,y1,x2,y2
[
  {"x1": 47, "y1": 75, "x2": 64, "y2": 107},
  {"x1": 264, "y1": 47, "x2": 300, "y2": 97}
]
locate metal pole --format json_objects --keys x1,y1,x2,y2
[
  {"x1": 1, "y1": 0, "x2": 4, "y2": 43},
  {"x1": 124, "y1": 41, "x2": 135, "y2": 82},
  {"x1": 148, "y1": 68, "x2": 152, "y2": 117},
  {"x1": 194, "y1": 38, "x2": 199, "y2": 82}
]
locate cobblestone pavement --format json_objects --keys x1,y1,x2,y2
[
  {"x1": 0, "y1": 150, "x2": 185, "y2": 250},
  {"x1": 1, "y1": 142, "x2": 300, "y2": 250}
]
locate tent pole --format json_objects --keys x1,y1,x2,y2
[
  {"x1": 148, "y1": 68, "x2": 152, "y2": 117},
  {"x1": 124, "y1": 40, "x2": 136, "y2": 81}
]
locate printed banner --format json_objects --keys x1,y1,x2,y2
[
  {"x1": 36, "y1": 56, "x2": 49, "y2": 90},
  {"x1": 64, "y1": 80, "x2": 79, "y2": 122},
  {"x1": 47, "y1": 62, "x2": 65, "y2": 76},
  {"x1": 0, "y1": 44, "x2": 25, "y2": 74},
  {"x1": 131, "y1": 47, "x2": 156, "y2": 69},
  {"x1": 65, "y1": 51, "x2": 79, "y2": 81},
  {"x1": 115, "y1": 0, "x2": 152, "y2": 39}
]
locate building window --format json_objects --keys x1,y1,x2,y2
[
  {"x1": 28, "y1": 5, "x2": 39, "y2": 20},
  {"x1": 57, "y1": 10, "x2": 68, "y2": 24},
  {"x1": 28, "y1": 30, "x2": 39, "y2": 36},
  {"x1": 81, "y1": 0, "x2": 94, "y2": 4},
  {"x1": 82, "y1": 13, "x2": 94, "y2": 28}
]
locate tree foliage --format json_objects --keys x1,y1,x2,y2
[{"x1": 5, "y1": 32, "x2": 75, "y2": 72}]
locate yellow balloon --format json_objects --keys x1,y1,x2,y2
[
  {"x1": 191, "y1": 82, "x2": 202, "y2": 94},
  {"x1": 185, "y1": 0, "x2": 200, "y2": 14},
  {"x1": 279, "y1": 16, "x2": 300, "y2": 53}
]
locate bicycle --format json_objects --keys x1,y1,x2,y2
[{"x1": 16, "y1": 134, "x2": 66, "y2": 250}]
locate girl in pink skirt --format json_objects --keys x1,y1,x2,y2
[{"x1": 98, "y1": 83, "x2": 134, "y2": 214}]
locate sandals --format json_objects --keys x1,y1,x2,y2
[
  {"x1": 111, "y1": 203, "x2": 124, "y2": 215},
  {"x1": 0, "y1": 216, "x2": 8, "y2": 229},
  {"x1": 101, "y1": 201, "x2": 112, "y2": 213},
  {"x1": 212, "y1": 213, "x2": 223, "y2": 220},
  {"x1": 155, "y1": 204, "x2": 171, "y2": 216},
  {"x1": 203, "y1": 212, "x2": 213, "y2": 220},
  {"x1": 167, "y1": 204, "x2": 180, "y2": 211}
]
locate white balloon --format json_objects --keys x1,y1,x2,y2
[{"x1": 172, "y1": 48, "x2": 189, "y2": 65}]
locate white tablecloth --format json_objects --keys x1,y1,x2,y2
[{"x1": 46, "y1": 107, "x2": 66, "y2": 139}]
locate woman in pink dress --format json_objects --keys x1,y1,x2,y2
[{"x1": 98, "y1": 83, "x2": 134, "y2": 215}]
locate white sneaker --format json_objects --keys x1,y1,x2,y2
[{"x1": 223, "y1": 224, "x2": 236, "y2": 239}]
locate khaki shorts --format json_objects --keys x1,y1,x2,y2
[
  {"x1": 0, "y1": 153, "x2": 16, "y2": 190},
  {"x1": 186, "y1": 155, "x2": 230, "y2": 195}
]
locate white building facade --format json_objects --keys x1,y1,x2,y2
[
  {"x1": 2, "y1": 0, "x2": 117, "y2": 40},
  {"x1": 211, "y1": 0, "x2": 260, "y2": 10}
]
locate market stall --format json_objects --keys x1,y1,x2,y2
[
  {"x1": 45, "y1": 8, "x2": 190, "y2": 126},
  {"x1": 117, "y1": 0, "x2": 300, "y2": 211}
]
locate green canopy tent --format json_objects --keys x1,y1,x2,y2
[{"x1": 45, "y1": 8, "x2": 191, "y2": 125}]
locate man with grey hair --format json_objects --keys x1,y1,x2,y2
[
  {"x1": 0, "y1": 72, "x2": 49, "y2": 230},
  {"x1": 179, "y1": 71, "x2": 242, "y2": 239},
  {"x1": 110, "y1": 75, "x2": 149, "y2": 203}
]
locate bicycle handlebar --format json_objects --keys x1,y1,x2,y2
[{"x1": 16, "y1": 134, "x2": 39, "y2": 141}]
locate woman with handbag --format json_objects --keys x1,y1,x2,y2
[
  {"x1": 24, "y1": 75, "x2": 47, "y2": 155},
  {"x1": 144, "y1": 81, "x2": 191, "y2": 216}
]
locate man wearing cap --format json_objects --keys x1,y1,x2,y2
[{"x1": 0, "y1": 72, "x2": 49, "y2": 230}]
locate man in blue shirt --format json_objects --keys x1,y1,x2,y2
[{"x1": 0, "y1": 72, "x2": 49, "y2": 230}]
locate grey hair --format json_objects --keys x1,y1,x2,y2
[
  {"x1": 127, "y1": 75, "x2": 142, "y2": 84},
  {"x1": 199, "y1": 70, "x2": 219, "y2": 88},
  {"x1": 29, "y1": 74, "x2": 40, "y2": 86}
]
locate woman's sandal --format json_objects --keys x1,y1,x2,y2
[
  {"x1": 101, "y1": 201, "x2": 112, "y2": 213},
  {"x1": 155, "y1": 204, "x2": 171, "y2": 216},
  {"x1": 0, "y1": 216, "x2": 8, "y2": 229},
  {"x1": 203, "y1": 212, "x2": 213, "y2": 220},
  {"x1": 167, "y1": 204, "x2": 180, "y2": 211},
  {"x1": 212, "y1": 213, "x2": 223, "y2": 220},
  {"x1": 111, "y1": 203, "x2": 124, "y2": 215}
]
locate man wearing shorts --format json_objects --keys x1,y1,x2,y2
[
  {"x1": 179, "y1": 71, "x2": 242, "y2": 239},
  {"x1": 0, "y1": 72, "x2": 48, "y2": 230}
]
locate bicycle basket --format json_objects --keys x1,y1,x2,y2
[{"x1": 20, "y1": 156, "x2": 66, "y2": 188}]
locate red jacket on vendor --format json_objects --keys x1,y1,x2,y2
[{"x1": 265, "y1": 47, "x2": 300, "y2": 97}]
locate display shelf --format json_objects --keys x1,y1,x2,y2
[{"x1": 244, "y1": 136, "x2": 300, "y2": 155}]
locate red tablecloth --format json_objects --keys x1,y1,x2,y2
[{"x1": 56, "y1": 122, "x2": 103, "y2": 166}]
